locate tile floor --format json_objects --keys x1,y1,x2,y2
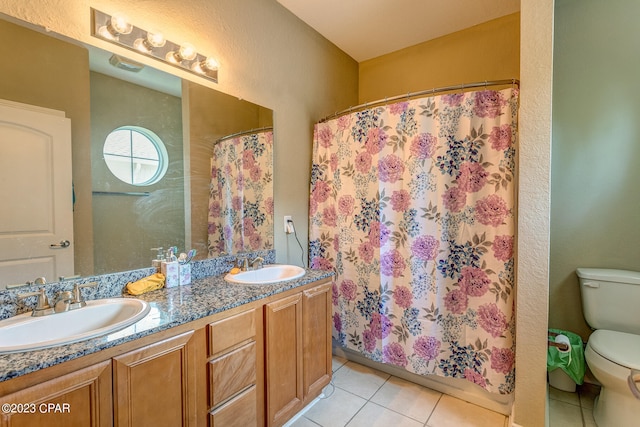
[
  {"x1": 287, "y1": 356, "x2": 509, "y2": 427},
  {"x1": 548, "y1": 383, "x2": 601, "y2": 427}
]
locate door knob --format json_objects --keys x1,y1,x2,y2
[{"x1": 50, "y1": 240, "x2": 70, "y2": 249}]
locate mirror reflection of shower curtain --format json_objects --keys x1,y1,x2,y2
[
  {"x1": 208, "y1": 130, "x2": 274, "y2": 256},
  {"x1": 309, "y1": 88, "x2": 518, "y2": 395}
]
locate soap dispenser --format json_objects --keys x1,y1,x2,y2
[
  {"x1": 161, "y1": 248, "x2": 180, "y2": 288},
  {"x1": 151, "y1": 247, "x2": 164, "y2": 272}
]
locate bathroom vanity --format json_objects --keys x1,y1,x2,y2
[{"x1": 0, "y1": 270, "x2": 333, "y2": 427}]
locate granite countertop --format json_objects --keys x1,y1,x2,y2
[{"x1": 0, "y1": 269, "x2": 333, "y2": 383}]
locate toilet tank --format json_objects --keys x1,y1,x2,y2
[{"x1": 577, "y1": 268, "x2": 640, "y2": 335}]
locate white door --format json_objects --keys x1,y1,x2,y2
[{"x1": 0, "y1": 99, "x2": 74, "y2": 288}]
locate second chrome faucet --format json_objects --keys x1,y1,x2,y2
[{"x1": 237, "y1": 256, "x2": 265, "y2": 271}]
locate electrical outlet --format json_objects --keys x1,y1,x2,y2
[{"x1": 284, "y1": 215, "x2": 292, "y2": 233}]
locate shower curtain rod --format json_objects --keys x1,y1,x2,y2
[
  {"x1": 319, "y1": 78, "x2": 519, "y2": 123},
  {"x1": 215, "y1": 126, "x2": 274, "y2": 144}
]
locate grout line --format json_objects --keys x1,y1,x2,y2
[
  {"x1": 301, "y1": 416, "x2": 322, "y2": 426},
  {"x1": 423, "y1": 393, "x2": 443, "y2": 427}
]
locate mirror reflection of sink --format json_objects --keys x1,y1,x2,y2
[
  {"x1": 0, "y1": 298, "x2": 150, "y2": 354},
  {"x1": 224, "y1": 264, "x2": 305, "y2": 285}
]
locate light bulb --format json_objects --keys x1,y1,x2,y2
[
  {"x1": 191, "y1": 57, "x2": 219, "y2": 74},
  {"x1": 202, "y1": 57, "x2": 219, "y2": 71},
  {"x1": 178, "y1": 43, "x2": 197, "y2": 61},
  {"x1": 146, "y1": 31, "x2": 166, "y2": 48},
  {"x1": 166, "y1": 43, "x2": 197, "y2": 64},
  {"x1": 133, "y1": 38, "x2": 150, "y2": 52},
  {"x1": 96, "y1": 13, "x2": 132, "y2": 41},
  {"x1": 98, "y1": 25, "x2": 118, "y2": 41},
  {"x1": 133, "y1": 31, "x2": 166, "y2": 53},
  {"x1": 110, "y1": 14, "x2": 132, "y2": 35},
  {"x1": 165, "y1": 51, "x2": 180, "y2": 64}
]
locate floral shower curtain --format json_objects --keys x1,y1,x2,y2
[
  {"x1": 309, "y1": 88, "x2": 518, "y2": 394},
  {"x1": 208, "y1": 130, "x2": 274, "y2": 256}
]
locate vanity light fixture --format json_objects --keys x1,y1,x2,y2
[{"x1": 91, "y1": 8, "x2": 218, "y2": 83}]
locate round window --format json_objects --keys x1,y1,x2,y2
[{"x1": 103, "y1": 126, "x2": 168, "y2": 186}]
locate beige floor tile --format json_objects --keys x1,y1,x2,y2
[
  {"x1": 578, "y1": 383, "x2": 600, "y2": 409},
  {"x1": 370, "y1": 376, "x2": 442, "y2": 423},
  {"x1": 548, "y1": 385, "x2": 580, "y2": 406},
  {"x1": 332, "y1": 361, "x2": 390, "y2": 399},
  {"x1": 426, "y1": 394, "x2": 507, "y2": 427},
  {"x1": 304, "y1": 386, "x2": 367, "y2": 427},
  {"x1": 346, "y1": 402, "x2": 424, "y2": 427},
  {"x1": 288, "y1": 416, "x2": 321, "y2": 427},
  {"x1": 582, "y1": 406, "x2": 597, "y2": 427},
  {"x1": 332, "y1": 355, "x2": 348, "y2": 373},
  {"x1": 548, "y1": 399, "x2": 583, "y2": 427}
]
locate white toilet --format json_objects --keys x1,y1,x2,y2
[{"x1": 577, "y1": 268, "x2": 640, "y2": 427}]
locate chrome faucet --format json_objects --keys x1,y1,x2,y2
[
  {"x1": 17, "y1": 289, "x2": 52, "y2": 317},
  {"x1": 250, "y1": 257, "x2": 264, "y2": 270},
  {"x1": 54, "y1": 291, "x2": 74, "y2": 313},
  {"x1": 16, "y1": 281, "x2": 98, "y2": 317},
  {"x1": 70, "y1": 282, "x2": 98, "y2": 309}
]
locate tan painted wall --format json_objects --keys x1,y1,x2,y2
[
  {"x1": 358, "y1": 13, "x2": 520, "y2": 103},
  {"x1": 0, "y1": 18, "x2": 94, "y2": 276},
  {"x1": 551, "y1": 0, "x2": 640, "y2": 340}
]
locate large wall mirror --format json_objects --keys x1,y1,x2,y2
[{"x1": 0, "y1": 16, "x2": 274, "y2": 288}]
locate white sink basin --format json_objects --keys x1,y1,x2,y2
[
  {"x1": 0, "y1": 298, "x2": 151, "y2": 354},
  {"x1": 224, "y1": 264, "x2": 306, "y2": 284}
]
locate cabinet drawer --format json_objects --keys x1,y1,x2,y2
[
  {"x1": 209, "y1": 341, "x2": 256, "y2": 407},
  {"x1": 210, "y1": 385, "x2": 257, "y2": 427},
  {"x1": 209, "y1": 309, "x2": 256, "y2": 356}
]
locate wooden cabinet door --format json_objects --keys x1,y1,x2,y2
[
  {"x1": 302, "y1": 282, "x2": 332, "y2": 399},
  {"x1": 265, "y1": 293, "x2": 303, "y2": 427},
  {"x1": 113, "y1": 329, "x2": 205, "y2": 427},
  {"x1": 0, "y1": 360, "x2": 111, "y2": 427}
]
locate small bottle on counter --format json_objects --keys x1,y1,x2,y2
[
  {"x1": 161, "y1": 248, "x2": 180, "y2": 288},
  {"x1": 151, "y1": 247, "x2": 164, "y2": 272}
]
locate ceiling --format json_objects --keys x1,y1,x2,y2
[{"x1": 277, "y1": 0, "x2": 520, "y2": 62}]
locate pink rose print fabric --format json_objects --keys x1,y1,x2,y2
[
  {"x1": 208, "y1": 131, "x2": 274, "y2": 255},
  {"x1": 309, "y1": 88, "x2": 518, "y2": 395}
]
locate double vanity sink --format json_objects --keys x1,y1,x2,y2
[
  {"x1": 0, "y1": 264, "x2": 307, "y2": 355},
  {"x1": 0, "y1": 298, "x2": 151, "y2": 354},
  {"x1": 0, "y1": 263, "x2": 334, "y2": 427},
  {"x1": 224, "y1": 264, "x2": 305, "y2": 284}
]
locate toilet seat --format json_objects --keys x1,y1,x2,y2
[{"x1": 589, "y1": 329, "x2": 640, "y2": 370}]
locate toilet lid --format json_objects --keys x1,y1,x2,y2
[{"x1": 589, "y1": 330, "x2": 640, "y2": 370}]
